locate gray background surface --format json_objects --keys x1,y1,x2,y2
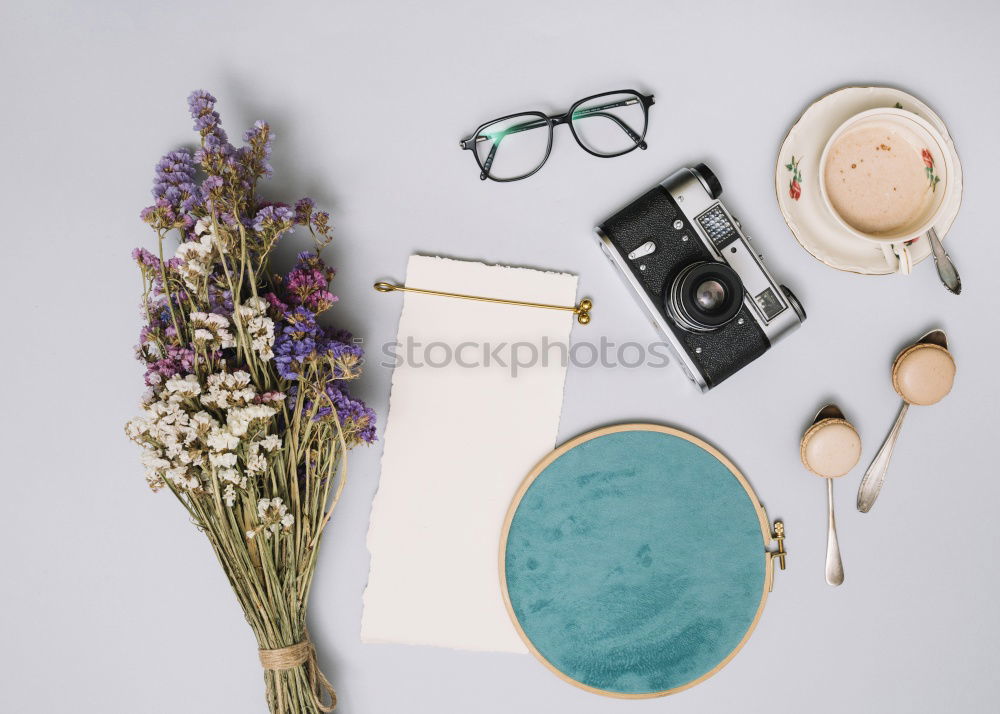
[{"x1": 2, "y1": 1, "x2": 998, "y2": 711}]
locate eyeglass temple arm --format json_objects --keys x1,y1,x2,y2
[
  {"x1": 461, "y1": 116, "x2": 549, "y2": 149},
  {"x1": 480, "y1": 139, "x2": 501, "y2": 180}
]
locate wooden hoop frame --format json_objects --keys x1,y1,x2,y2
[{"x1": 498, "y1": 423, "x2": 778, "y2": 698}]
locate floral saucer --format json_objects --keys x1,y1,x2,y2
[{"x1": 775, "y1": 86, "x2": 963, "y2": 275}]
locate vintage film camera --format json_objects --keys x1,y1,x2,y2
[{"x1": 596, "y1": 164, "x2": 805, "y2": 390}]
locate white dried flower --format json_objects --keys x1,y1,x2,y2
[
  {"x1": 249, "y1": 316, "x2": 274, "y2": 360},
  {"x1": 255, "y1": 497, "x2": 294, "y2": 537},
  {"x1": 141, "y1": 450, "x2": 170, "y2": 473},
  {"x1": 189, "y1": 411, "x2": 219, "y2": 438},
  {"x1": 209, "y1": 451, "x2": 238, "y2": 469},
  {"x1": 217, "y1": 467, "x2": 242, "y2": 485},
  {"x1": 125, "y1": 417, "x2": 149, "y2": 440},
  {"x1": 206, "y1": 426, "x2": 240, "y2": 452},
  {"x1": 226, "y1": 404, "x2": 276, "y2": 437},
  {"x1": 201, "y1": 371, "x2": 256, "y2": 410},
  {"x1": 257, "y1": 497, "x2": 278, "y2": 519},
  {"x1": 190, "y1": 312, "x2": 235, "y2": 351},
  {"x1": 175, "y1": 233, "x2": 216, "y2": 292},
  {"x1": 259, "y1": 434, "x2": 282, "y2": 452},
  {"x1": 165, "y1": 374, "x2": 202, "y2": 399},
  {"x1": 236, "y1": 297, "x2": 269, "y2": 316},
  {"x1": 236, "y1": 298, "x2": 275, "y2": 361},
  {"x1": 246, "y1": 452, "x2": 267, "y2": 475},
  {"x1": 193, "y1": 217, "x2": 213, "y2": 237},
  {"x1": 127, "y1": 386, "x2": 237, "y2": 493},
  {"x1": 165, "y1": 465, "x2": 199, "y2": 489}
]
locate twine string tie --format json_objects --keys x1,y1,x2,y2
[{"x1": 258, "y1": 637, "x2": 337, "y2": 712}]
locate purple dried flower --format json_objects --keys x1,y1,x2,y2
[
  {"x1": 242, "y1": 120, "x2": 273, "y2": 178},
  {"x1": 287, "y1": 380, "x2": 376, "y2": 444},
  {"x1": 200, "y1": 175, "x2": 224, "y2": 201},
  {"x1": 273, "y1": 307, "x2": 321, "y2": 380},
  {"x1": 264, "y1": 291, "x2": 289, "y2": 317},
  {"x1": 252, "y1": 204, "x2": 295, "y2": 234},
  {"x1": 141, "y1": 150, "x2": 201, "y2": 229},
  {"x1": 132, "y1": 247, "x2": 161, "y2": 269},
  {"x1": 207, "y1": 285, "x2": 234, "y2": 316},
  {"x1": 283, "y1": 252, "x2": 337, "y2": 313},
  {"x1": 294, "y1": 198, "x2": 314, "y2": 225},
  {"x1": 187, "y1": 90, "x2": 220, "y2": 135},
  {"x1": 142, "y1": 344, "x2": 195, "y2": 386},
  {"x1": 311, "y1": 211, "x2": 331, "y2": 233}
]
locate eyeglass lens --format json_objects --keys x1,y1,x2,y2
[
  {"x1": 570, "y1": 92, "x2": 647, "y2": 157},
  {"x1": 474, "y1": 113, "x2": 551, "y2": 181}
]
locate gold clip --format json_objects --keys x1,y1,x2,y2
[
  {"x1": 374, "y1": 281, "x2": 593, "y2": 325},
  {"x1": 771, "y1": 521, "x2": 787, "y2": 570}
]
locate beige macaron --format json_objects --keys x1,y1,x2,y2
[
  {"x1": 891, "y1": 342, "x2": 956, "y2": 406},
  {"x1": 800, "y1": 418, "x2": 863, "y2": 479}
]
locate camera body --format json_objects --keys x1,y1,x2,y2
[{"x1": 595, "y1": 164, "x2": 805, "y2": 391}]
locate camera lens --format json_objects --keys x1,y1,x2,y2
[
  {"x1": 695, "y1": 280, "x2": 727, "y2": 312},
  {"x1": 667, "y1": 262, "x2": 744, "y2": 332}
]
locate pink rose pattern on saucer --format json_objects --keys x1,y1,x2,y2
[{"x1": 785, "y1": 155, "x2": 803, "y2": 201}]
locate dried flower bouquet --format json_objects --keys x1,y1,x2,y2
[{"x1": 125, "y1": 90, "x2": 375, "y2": 713}]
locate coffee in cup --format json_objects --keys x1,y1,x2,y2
[{"x1": 819, "y1": 108, "x2": 953, "y2": 274}]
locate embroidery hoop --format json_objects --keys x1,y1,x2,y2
[{"x1": 498, "y1": 423, "x2": 784, "y2": 698}]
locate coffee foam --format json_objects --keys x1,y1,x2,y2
[{"x1": 823, "y1": 120, "x2": 933, "y2": 236}]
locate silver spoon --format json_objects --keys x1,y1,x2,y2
[
  {"x1": 800, "y1": 405, "x2": 862, "y2": 586},
  {"x1": 926, "y1": 228, "x2": 961, "y2": 295},
  {"x1": 856, "y1": 330, "x2": 956, "y2": 512}
]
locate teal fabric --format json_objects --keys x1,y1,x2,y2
[{"x1": 504, "y1": 430, "x2": 766, "y2": 695}]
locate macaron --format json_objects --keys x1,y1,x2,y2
[
  {"x1": 800, "y1": 418, "x2": 863, "y2": 479},
  {"x1": 891, "y1": 342, "x2": 956, "y2": 406}
]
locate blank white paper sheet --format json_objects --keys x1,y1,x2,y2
[{"x1": 361, "y1": 255, "x2": 578, "y2": 653}]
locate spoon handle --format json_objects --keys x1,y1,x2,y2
[
  {"x1": 825, "y1": 478, "x2": 844, "y2": 586},
  {"x1": 926, "y1": 228, "x2": 962, "y2": 295},
  {"x1": 857, "y1": 401, "x2": 910, "y2": 513}
]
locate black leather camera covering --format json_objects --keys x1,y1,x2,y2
[{"x1": 600, "y1": 186, "x2": 769, "y2": 388}]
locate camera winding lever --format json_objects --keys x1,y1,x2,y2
[{"x1": 373, "y1": 281, "x2": 593, "y2": 325}]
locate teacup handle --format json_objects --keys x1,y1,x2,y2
[{"x1": 880, "y1": 243, "x2": 913, "y2": 275}]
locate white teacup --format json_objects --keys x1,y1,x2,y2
[{"x1": 818, "y1": 108, "x2": 955, "y2": 275}]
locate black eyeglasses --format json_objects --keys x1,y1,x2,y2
[{"x1": 459, "y1": 89, "x2": 655, "y2": 182}]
